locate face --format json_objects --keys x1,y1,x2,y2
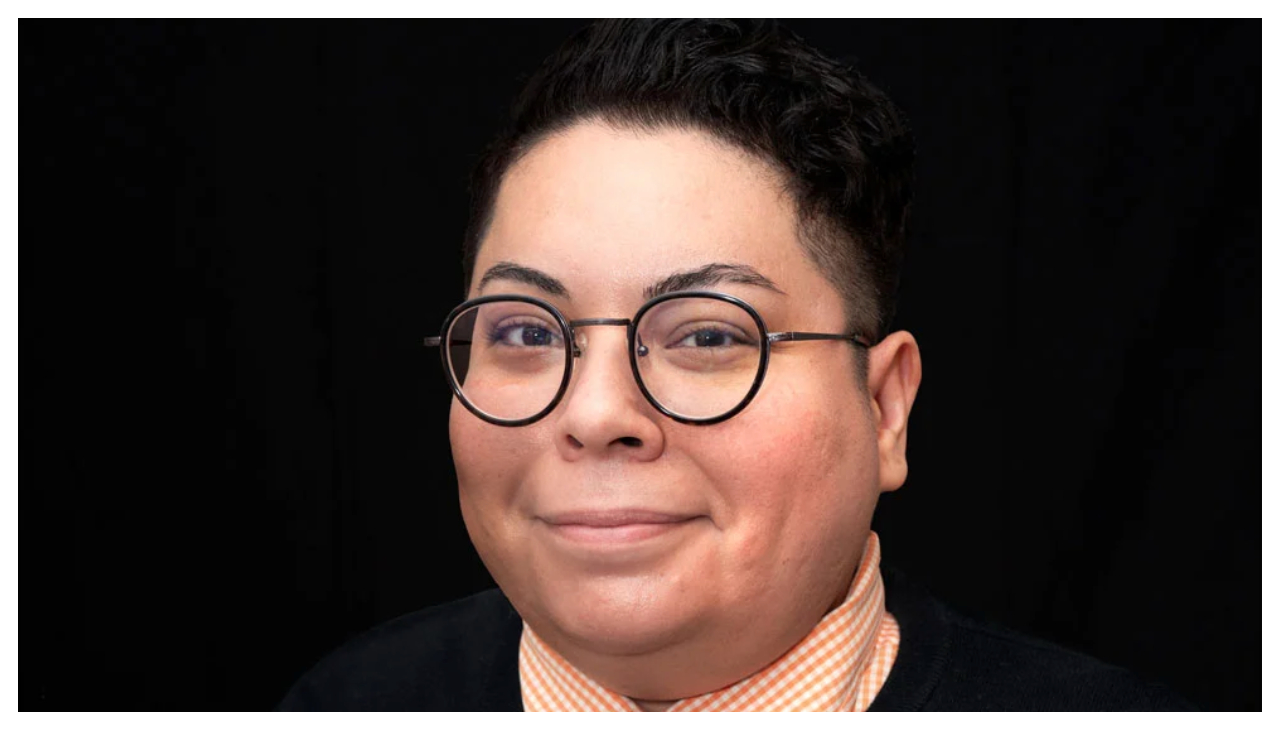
[{"x1": 450, "y1": 121, "x2": 907, "y2": 700}]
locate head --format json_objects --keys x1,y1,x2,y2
[{"x1": 447, "y1": 20, "x2": 921, "y2": 702}]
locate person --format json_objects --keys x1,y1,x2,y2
[{"x1": 279, "y1": 19, "x2": 1190, "y2": 711}]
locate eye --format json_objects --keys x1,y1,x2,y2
[
  {"x1": 489, "y1": 319, "x2": 563, "y2": 348},
  {"x1": 670, "y1": 325, "x2": 749, "y2": 349}
]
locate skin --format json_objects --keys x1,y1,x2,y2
[{"x1": 450, "y1": 120, "x2": 922, "y2": 708}]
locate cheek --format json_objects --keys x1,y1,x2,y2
[
  {"x1": 693, "y1": 373, "x2": 877, "y2": 563},
  {"x1": 450, "y1": 403, "x2": 565, "y2": 599},
  {"x1": 449, "y1": 403, "x2": 538, "y2": 531},
  {"x1": 449, "y1": 404, "x2": 486, "y2": 497}
]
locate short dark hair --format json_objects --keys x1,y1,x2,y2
[{"x1": 463, "y1": 19, "x2": 915, "y2": 343}]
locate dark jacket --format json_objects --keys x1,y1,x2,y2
[{"x1": 279, "y1": 570, "x2": 1192, "y2": 711}]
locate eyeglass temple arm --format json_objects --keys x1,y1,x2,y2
[
  {"x1": 424, "y1": 337, "x2": 479, "y2": 346},
  {"x1": 767, "y1": 332, "x2": 874, "y2": 348}
]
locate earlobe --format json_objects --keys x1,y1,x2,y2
[{"x1": 868, "y1": 330, "x2": 922, "y2": 493}]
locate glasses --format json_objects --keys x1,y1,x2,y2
[{"x1": 424, "y1": 291, "x2": 873, "y2": 427}]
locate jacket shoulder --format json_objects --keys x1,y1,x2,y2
[
  {"x1": 277, "y1": 589, "x2": 523, "y2": 711},
  {"x1": 936, "y1": 610, "x2": 1195, "y2": 710},
  {"x1": 875, "y1": 569, "x2": 1193, "y2": 711}
]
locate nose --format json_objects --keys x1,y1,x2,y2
[{"x1": 553, "y1": 324, "x2": 665, "y2": 462}]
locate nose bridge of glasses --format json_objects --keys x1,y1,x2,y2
[{"x1": 567, "y1": 318, "x2": 632, "y2": 358}]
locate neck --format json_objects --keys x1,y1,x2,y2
[{"x1": 632, "y1": 698, "x2": 677, "y2": 712}]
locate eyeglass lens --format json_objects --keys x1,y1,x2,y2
[{"x1": 445, "y1": 296, "x2": 763, "y2": 423}]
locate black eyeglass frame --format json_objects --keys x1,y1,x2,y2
[{"x1": 424, "y1": 290, "x2": 874, "y2": 427}]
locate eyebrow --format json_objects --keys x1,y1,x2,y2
[
  {"x1": 643, "y1": 263, "x2": 785, "y2": 300},
  {"x1": 476, "y1": 261, "x2": 785, "y2": 301},
  {"x1": 478, "y1": 262, "x2": 570, "y2": 299}
]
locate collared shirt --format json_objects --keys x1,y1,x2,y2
[{"x1": 519, "y1": 531, "x2": 899, "y2": 711}]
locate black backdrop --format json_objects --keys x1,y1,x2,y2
[{"x1": 22, "y1": 20, "x2": 1260, "y2": 710}]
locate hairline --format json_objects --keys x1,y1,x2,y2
[{"x1": 465, "y1": 114, "x2": 869, "y2": 324}]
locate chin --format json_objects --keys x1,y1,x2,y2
[{"x1": 519, "y1": 570, "x2": 708, "y2": 657}]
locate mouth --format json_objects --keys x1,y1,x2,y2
[{"x1": 539, "y1": 509, "x2": 702, "y2": 546}]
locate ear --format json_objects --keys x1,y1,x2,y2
[{"x1": 866, "y1": 330, "x2": 922, "y2": 493}]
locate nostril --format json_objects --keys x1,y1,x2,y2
[
  {"x1": 617, "y1": 436, "x2": 642, "y2": 448},
  {"x1": 566, "y1": 435, "x2": 585, "y2": 448}
]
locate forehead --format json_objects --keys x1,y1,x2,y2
[{"x1": 476, "y1": 121, "x2": 815, "y2": 305}]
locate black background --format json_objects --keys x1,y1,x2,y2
[{"x1": 23, "y1": 20, "x2": 1260, "y2": 710}]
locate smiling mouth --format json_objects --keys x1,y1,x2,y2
[{"x1": 540, "y1": 510, "x2": 701, "y2": 545}]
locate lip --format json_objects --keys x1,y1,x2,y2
[
  {"x1": 539, "y1": 509, "x2": 701, "y2": 546},
  {"x1": 542, "y1": 509, "x2": 696, "y2": 527}
]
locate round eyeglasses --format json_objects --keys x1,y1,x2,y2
[{"x1": 424, "y1": 291, "x2": 874, "y2": 427}]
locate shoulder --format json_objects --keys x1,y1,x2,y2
[
  {"x1": 874, "y1": 569, "x2": 1194, "y2": 711},
  {"x1": 936, "y1": 609, "x2": 1195, "y2": 710},
  {"x1": 277, "y1": 589, "x2": 523, "y2": 711}
]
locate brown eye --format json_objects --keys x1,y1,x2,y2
[{"x1": 488, "y1": 320, "x2": 563, "y2": 348}]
